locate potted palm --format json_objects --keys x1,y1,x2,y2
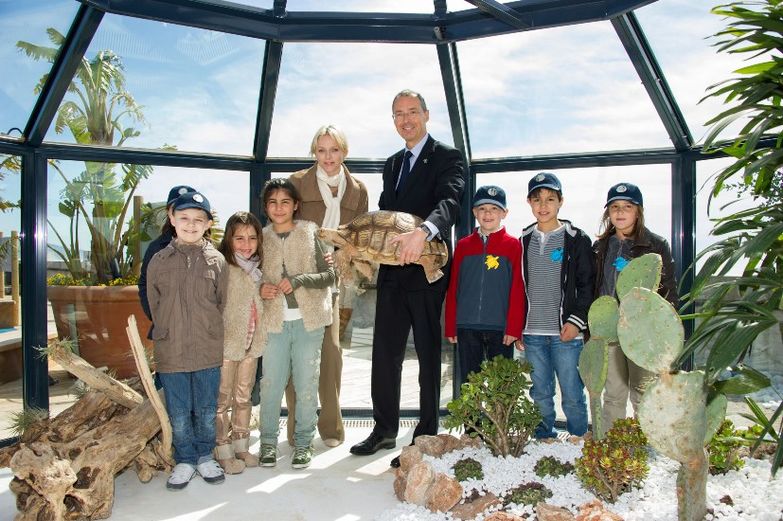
[{"x1": 19, "y1": 28, "x2": 164, "y2": 377}]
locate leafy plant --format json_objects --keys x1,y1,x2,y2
[
  {"x1": 741, "y1": 395, "x2": 783, "y2": 469},
  {"x1": 533, "y1": 455, "x2": 574, "y2": 478},
  {"x1": 502, "y1": 481, "x2": 552, "y2": 507},
  {"x1": 707, "y1": 419, "x2": 746, "y2": 475},
  {"x1": 18, "y1": 28, "x2": 171, "y2": 284},
  {"x1": 452, "y1": 457, "x2": 483, "y2": 482},
  {"x1": 443, "y1": 356, "x2": 541, "y2": 457},
  {"x1": 575, "y1": 418, "x2": 649, "y2": 503},
  {"x1": 678, "y1": 0, "x2": 783, "y2": 478}
]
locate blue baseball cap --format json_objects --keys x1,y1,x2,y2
[
  {"x1": 166, "y1": 185, "x2": 196, "y2": 206},
  {"x1": 605, "y1": 182, "x2": 643, "y2": 207},
  {"x1": 527, "y1": 172, "x2": 562, "y2": 197},
  {"x1": 172, "y1": 191, "x2": 213, "y2": 220},
  {"x1": 472, "y1": 185, "x2": 507, "y2": 210}
]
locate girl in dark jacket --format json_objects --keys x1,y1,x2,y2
[{"x1": 593, "y1": 182, "x2": 678, "y2": 433}]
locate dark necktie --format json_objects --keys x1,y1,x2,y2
[{"x1": 396, "y1": 150, "x2": 413, "y2": 195}]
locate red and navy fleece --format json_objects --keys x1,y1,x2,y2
[{"x1": 445, "y1": 227, "x2": 526, "y2": 338}]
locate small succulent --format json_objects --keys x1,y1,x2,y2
[
  {"x1": 503, "y1": 481, "x2": 553, "y2": 507},
  {"x1": 453, "y1": 457, "x2": 484, "y2": 482},
  {"x1": 534, "y1": 455, "x2": 574, "y2": 478}
]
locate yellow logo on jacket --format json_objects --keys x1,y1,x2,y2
[{"x1": 485, "y1": 254, "x2": 499, "y2": 270}]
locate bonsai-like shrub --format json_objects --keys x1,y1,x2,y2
[
  {"x1": 502, "y1": 481, "x2": 552, "y2": 507},
  {"x1": 534, "y1": 455, "x2": 574, "y2": 478},
  {"x1": 707, "y1": 419, "x2": 746, "y2": 475},
  {"x1": 443, "y1": 356, "x2": 541, "y2": 457},
  {"x1": 575, "y1": 417, "x2": 649, "y2": 503},
  {"x1": 452, "y1": 457, "x2": 483, "y2": 482}
]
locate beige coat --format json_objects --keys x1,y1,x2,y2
[
  {"x1": 289, "y1": 164, "x2": 369, "y2": 226},
  {"x1": 147, "y1": 240, "x2": 228, "y2": 373},
  {"x1": 222, "y1": 264, "x2": 266, "y2": 361}
]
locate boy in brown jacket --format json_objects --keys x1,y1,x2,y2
[{"x1": 147, "y1": 191, "x2": 229, "y2": 490}]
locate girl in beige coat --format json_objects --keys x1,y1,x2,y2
[{"x1": 214, "y1": 211, "x2": 266, "y2": 474}]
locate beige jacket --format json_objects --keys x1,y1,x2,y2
[
  {"x1": 222, "y1": 264, "x2": 266, "y2": 361},
  {"x1": 261, "y1": 221, "x2": 333, "y2": 333},
  {"x1": 289, "y1": 164, "x2": 369, "y2": 226},
  {"x1": 147, "y1": 240, "x2": 228, "y2": 373}
]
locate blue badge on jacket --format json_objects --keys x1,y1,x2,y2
[
  {"x1": 550, "y1": 248, "x2": 563, "y2": 263},
  {"x1": 613, "y1": 256, "x2": 629, "y2": 272}
]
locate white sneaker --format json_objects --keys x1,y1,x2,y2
[
  {"x1": 166, "y1": 463, "x2": 196, "y2": 490},
  {"x1": 197, "y1": 458, "x2": 225, "y2": 484}
]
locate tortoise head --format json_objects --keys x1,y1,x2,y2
[{"x1": 317, "y1": 226, "x2": 349, "y2": 248}]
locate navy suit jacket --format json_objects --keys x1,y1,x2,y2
[{"x1": 377, "y1": 135, "x2": 465, "y2": 290}]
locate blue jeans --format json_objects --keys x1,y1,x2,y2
[
  {"x1": 258, "y1": 319, "x2": 324, "y2": 447},
  {"x1": 159, "y1": 367, "x2": 221, "y2": 465},
  {"x1": 523, "y1": 334, "x2": 588, "y2": 437},
  {"x1": 457, "y1": 329, "x2": 512, "y2": 387}
]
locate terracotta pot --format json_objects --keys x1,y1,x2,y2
[{"x1": 48, "y1": 285, "x2": 153, "y2": 378}]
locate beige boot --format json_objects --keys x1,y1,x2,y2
[
  {"x1": 215, "y1": 444, "x2": 246, "y2": 474},
  {"x1": 233, "y1": 438, "x2": 259, "y2": 468}
]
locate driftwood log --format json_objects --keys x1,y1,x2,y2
[{"x1": 3, "y1": 316, "x2": 172, "y2": 520}]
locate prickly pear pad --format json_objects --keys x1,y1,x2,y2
[
  {"x1": 588, "y1": 296, "x2": 619, "y2": 342},
  {"x1": 579, "y1": 338, "x2": 608, "y2": 394},
  {"x1": 617, "y1": 287, "x2": 684, "y2": 373},
  {"x1": 615, "y1": 253, "x2": 662, "y2": 300},
  {"x1": 704, "y1": 393, "x2": 728, "y2": 444}
]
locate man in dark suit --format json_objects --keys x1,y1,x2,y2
[{"x1": 349, "y1": 89, "x2": 465, "y2": 467}]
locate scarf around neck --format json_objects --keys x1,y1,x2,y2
[
  {"x1": 234, "y1": 253, "x2": 262, "y2": 285},
  {"x1": 316, "y1": 164, "x2": 346, "y2": 231}
]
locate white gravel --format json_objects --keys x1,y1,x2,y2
[{"x1": 374, "y1": 440, "x2": 783, "y2": 521}]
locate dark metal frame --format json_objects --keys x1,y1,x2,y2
[{"x1": 1, "y1": 0, "x2": 716, "y2": 434}]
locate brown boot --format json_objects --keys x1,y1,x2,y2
[
  {"x1": 338, "y1": 307, "x2": 353, "y2": 342},
  {"x1": 215, "y1": 444, "x2": 246, "y2": 474},
  {"x1": 233, "y1": 438, "x2": 259, "y2": 467}
]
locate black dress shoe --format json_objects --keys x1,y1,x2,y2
[
  {"x1": 390, "y1": 456, "x2": 401, "y2": 468},
  {"x1": 350, "y1": 432, "x2": 396, "y2": 455}
]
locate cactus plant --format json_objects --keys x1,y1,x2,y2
[
  {"x1": 614, "y1": 252, "x2": 662, "y2": 300},
  {"x1": 578, "y1": 338, "x2": 609, "y2": 439}
]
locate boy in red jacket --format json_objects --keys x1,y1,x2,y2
[{"x1": 445, "y1": 185, "x2": 525, "y2": 386}]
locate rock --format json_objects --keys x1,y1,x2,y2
[
  {"x1": 450, "y1": 492, "x2": 501, "y2": 520},
  {"x1": 393, "y1": 469, "x2": 407, "y2": 501},
  {"x1": 459, "y1": 433, "x2": 483, "y2": 449},
  {"x1": 414, "y1": 435, "x2": 447, "y2": 456},
  {"x1": 425, "y1": 472, "x2": 462, "y2": 512},
  {"x1": 403, "y1": 461, "x2": 435, "y2": 505},
  {"x1": 537, "y1": 502, "x2": 575, "y2": 521},
  {"x1": 576, "y1": 499, "x2": 624, "y2": 521},
  {"x1": 437, "y1": 433, "x2": 463, "y2": 453},
  {"x1": 484, "y1": 511, "x2": 525, "y2": 521},
  {"x1": 399, "y1": 445, "x2": 423, "y2": 472}
]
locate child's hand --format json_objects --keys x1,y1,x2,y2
[
  {"x1": 260, "y1": 283, "x2": 280, "y2": 299},
  {"x1": 278, "y1": 278, "x2": 294, "y2": 294},
  {"x1": 503, "y1": 335, "x2": 517, "y2": 346},
  {"x1": 323, "y1": 251, "x2": 334, "y2": 267},
  {"x1": 447, "y1": 336, "x2": 457, "y2": 344},
  {"x1": 514, "y1": 339, "x2": 525, "y2": 351},
  {"x1": 560, "y1": 323, "x2": 579, "y2": 342}
]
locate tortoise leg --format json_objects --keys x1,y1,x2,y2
[
  {"x1": 334, "y1": 250, "x2": 355, "y2": 285},
  {"x1": 353, "y1": 259, "x2": 375, "y2": 283},
  {"x1": 419, "y1": 257, "x2": 444, "y2": 283}
]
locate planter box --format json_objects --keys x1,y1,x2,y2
[{"x1": 48, "y1": 285, "x2": 153, "y2": 378}]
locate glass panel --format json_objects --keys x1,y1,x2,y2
[
  {"x1": 636, "y1": 0, "x2": 748, "y2": 143},
  {"x1": 0, "y1": 0, "x2": 79, "y2": 139},
  {"x1": 42, "y1": 14, "x2": 265, "y2": 155},
  {"x1": 447, "y1": 0, "x2": 475, "y2": 12},
  {"x1": 459, "y1": 21, "x2": 672, "y2": 158},
  {"x1": 270, "y1": 1, "x2": 434, "y2": 12},
  {"x1": 0, "y1": 154, "x2": 23, "y2": 441},
  {"x1": 46, "y1": 160, "x2": 247, "y2": 378},
  {"x1": 269, "y1": 43, "x2": 451, "y2": 158},
  {"x1": 265, "y1": 169, "x2": 452, "y2": 411},
  {"x1": 476, "y1": 165, "x2": 672, "y2": 240}
]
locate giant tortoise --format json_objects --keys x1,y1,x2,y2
[{"x1": 317, "y1": 210, "x2": 449, "y2": 284}]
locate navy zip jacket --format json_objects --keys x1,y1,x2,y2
[
  {"x1": 520, "y1": 220, "x2": 595, "y2": 332},
  {"x1": 445, "y1": 227, "x2": 525, "y2": 338}
]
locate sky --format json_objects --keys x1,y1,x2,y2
[{"x1": 0, "y1": 0, "x2": 751, "y2": 266}]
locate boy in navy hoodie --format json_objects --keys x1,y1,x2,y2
[{"x1": 445, "y1": 185, "x2": 525, "y2": 386}]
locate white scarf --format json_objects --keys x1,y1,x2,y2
[
  {"x1": 316, "y1": 165, "x2": 346, "y2": 231},
  {"x1": 234, "y1": 253, "x2": 262, "y2": 286}
]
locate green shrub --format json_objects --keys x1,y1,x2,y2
[
  {"x1": 503, "y1": 481, "x2": 553, "y2": 507},
  {"x1": 707, "y1": 419, "x2": 746, "y2": 475},
  {"x1": 443, "y1": 356, "x2": 541, "y2": 457},
  {"x1": 534, "y1": 455, "x2": 574, "y2": 478},
  {"x1": 575, "y1": 417, "x2": 649, "y2": 503},
  {"x1": 452, "y1": 457, "x2": 483, "y2": 482}
]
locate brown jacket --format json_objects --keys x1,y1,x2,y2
[
  {"x1": 147, "y1": 239, "x2": 228, "y2": 373},
  {"x1": 289, "y1": 164, "x2": 369, "y2": 226}
]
